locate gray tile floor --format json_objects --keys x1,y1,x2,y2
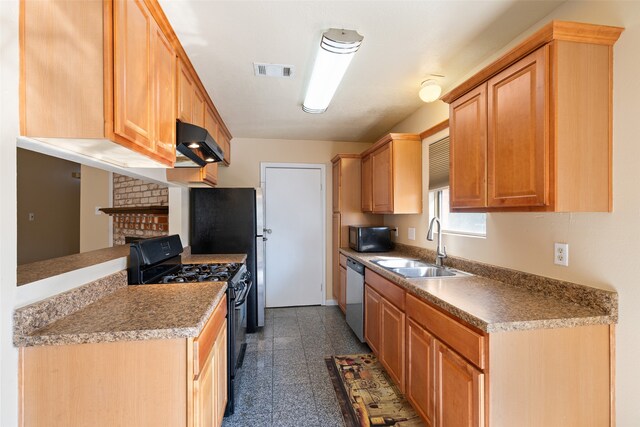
[{"x1": 223, "y1": 306, "x2": 371, "y2": 427}]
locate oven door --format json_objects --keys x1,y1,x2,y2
[{"x1": 233, "y1": 279, "x2": 252, "y2": 370}]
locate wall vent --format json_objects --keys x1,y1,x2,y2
[{"x1": 253, "y1": 63, "x2": 295, "y2": 78}]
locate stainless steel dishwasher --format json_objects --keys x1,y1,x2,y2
[{"x1": 346, "y1": 257, "x2": 366, "y2": 342}]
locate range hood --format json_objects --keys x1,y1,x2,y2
[{"x1": 175, "y1": 121, "x2": 224, "y2": 168}]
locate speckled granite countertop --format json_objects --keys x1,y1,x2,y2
[
  {"x1": 340, "y1": 247, "x2": 616, "y2": 333},
  {"x1": 15, "y1": 253, "x2": 247, "y2": 347},
  {"x1": 17, "y1": 245, "x2": 130, "y2": 286},
  {"x1": 18, "y1": 282, "x2": 227, "y2": 347}
]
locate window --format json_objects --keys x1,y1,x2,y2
[
  {"x1": 430, "y1": 188, "x2": 486, "y2": 237},
  {"x1": 428, "y1": 136, "x2": 486, "y2": 237}
]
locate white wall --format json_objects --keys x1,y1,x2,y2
[{"x1": 385, "y1": 3, "x2": 640, "y2": 424}]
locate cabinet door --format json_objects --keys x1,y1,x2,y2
[
  {"x1": 333, "y1": 160, "x2": 341, "y2": 213},
  {"x1": 487, "y1": 46, "x2": 549, "y2": 208},
  {"x1": 361, "y1": 155, "x2": 373, "y2": 212},
  {"x1": 364, "y1": 285, "x2": 381, "y2": 355},
  {"x1": 406, "y1": 319, "x2": 436, "y2": 426},
  {"x1": 436, "y1": 341, "x2": 484, "y2": 427},
  {"x1": 380, "y1": 299, "x2": 405, "y2": 391},
  {"x1": 177, "y1": 59, "x2": 194, "y2": 122},
  {"x1": 204, "y1": 104, "x2": 218, "y2": 142},
  {"x1": 332, "y1": 213, "x2": 341, "y2": 302},
  {"x1": 203, "y1": 164, "x2": 218, "y2": 187},
  {"x1": 192, "y1": 87, "x2": 206, "y2": 128},
  {"x1": 194, "y1": 343, "x2": 215, "y2": 427},
  {"x1": 339, "y1": 266, "x2": 347, "y2": 313},
  {"x1": 153, "y1": 24, "x2": 176, "y2": 164},
  {"x1": 450, "y1": 85, "x2": 487, "y2": 209},
  {"x1": 372, "y1": 143, "x2": 393, "y2": 213},
  {"x1": 213, "y1": 320, "x2": 228, "y2": 427},
  {"x1": 113, "y1": 0, "x2": 154, "y2": 150},
  {"x1": 220, "y1": 133, "x2": 231, "y2": 165}
]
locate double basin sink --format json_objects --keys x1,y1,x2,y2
[{"x1": 371, "y1": 258, "x2": 470, "y2": 279}]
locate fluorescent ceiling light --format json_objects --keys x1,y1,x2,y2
[{"x1": 303, "y1": 28, "x2": 364, "y2": 114}]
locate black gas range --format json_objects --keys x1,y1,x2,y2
[{"x1": 128, "y1": 234, "x2": 249, "y2": 416}]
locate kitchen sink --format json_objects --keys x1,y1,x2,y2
[
  {"x1": 371, "y1": 258, "x2": 470, "y2": 279},
  {"x1": 372, "y1": 259, "x2": 432, "y2": 269}
]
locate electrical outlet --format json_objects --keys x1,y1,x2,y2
[
  {"x1": 28, "y1": 213, "x2": 35, "y2": 221},
  {"x1": 95, "y1": 207, "x2": 102, "y2": 215},
  {"x1": 393, "y1": 227, "x2": 399, "y2": 238},
  {"x1": 408, "y1": 228, "x2": 416, "y2": 241},
  {"x1": 554, "y1": 243, "x2": 569, "y2": 266}
]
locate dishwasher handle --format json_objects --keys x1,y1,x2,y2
[{"x1": 346, "y1": 258, "x2": 364, "y2": 275}]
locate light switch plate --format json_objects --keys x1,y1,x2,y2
[
  {"x1": 554, "y1": 243, "x2": 569, "y2": 266},
  {"x1": 408, "y1": 228, "x2": 416, "y2": 241}
]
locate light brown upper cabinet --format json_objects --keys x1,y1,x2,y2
[
  {"x1": 20, "y1": 0, "x2": 233, "y2": 169},
  {"x1": 152, "y1": 15, "x2": 177, "y2": 163},
  {"x1": 21, "y1": 0, "x2": 175, "y2": 166},
  {"x1": 113, "y1": 0, "x2": 156, "y2": 153},
  {"x1": 443, "y1": 21, "x2": 623, "y2": 212},
  {"x1": 192, "y1": 86, "x2": 206, "y2": 129},
  {"x1": 449, "y1": 86, "x2": 487, "y2": 210},
  {"x1": 361, "y1": 134, "x2": 422, "y2": 214},
  {"x1": 361, "y1": 155, "x2": 373, "y2": 212},
  {"x1": 177, "y1": 59, "x2": 195, "y2": 124}
]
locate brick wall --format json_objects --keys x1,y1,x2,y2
[{"x1": 112, "y1": 174, "x2": 169, "y2": 245}]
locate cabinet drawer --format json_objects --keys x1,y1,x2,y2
[
  {"x1": 365, "y1": 269, "x2": 405, "y2": 310},
  {"x1": 339, "y1": 254, "x2": 347, "y2": 268},
  {"x1": 193, "y1": 294, "x2": 227, "y2": 378},
  {"x1": 406, "y1": 294, "x2": 485, "y2": 370}
]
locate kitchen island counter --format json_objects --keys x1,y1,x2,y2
[{"x1": 14, "y1": 253, "x2": 246, "y2": 347}]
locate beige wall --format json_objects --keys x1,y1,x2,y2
[
  {"x1": 385, "y1": 3, "x2": 640, "y2": 425},
  {"x1": 16, "y1": 149, "x2": 80, "y2": 264},
  {"x1": 79, "y1": 165, "x2": 111, "y2": 252},
  {"x1": 218, "y1": 137, "x2": 372, "y2": 299}
]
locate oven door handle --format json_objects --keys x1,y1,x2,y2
[{"x1": 234, "y1": 280, "x2": 253, "y2": 307}]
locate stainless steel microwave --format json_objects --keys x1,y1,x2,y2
[{"x1": 348, "y1": 226, "x2": 393, "y2": 253}]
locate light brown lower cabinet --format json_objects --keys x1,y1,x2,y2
[
  {"x1": 380, "y1": 298, "x2": 405, "y2": 391},
  {"x1": 19, "y1": 296, "x2": 228, "y2": 427},
  {"x1": 436, "y1": 341, "x2": 484, "y2": 427},
  {"x1": 406, "y1": 319, "x2": 436, "y2": 426},
  {"x1": 364, "y1": 269, "x2": 406, "y2": 393},
  {"x1": 364, "y1": 285, "x2": 381, "y2": 355},
  {"x1": 364, "y1": 269, "x2": 614, "y2": 427},
  {"x1": 403, "y1": 292, "x2": 614, "y2": 427}
]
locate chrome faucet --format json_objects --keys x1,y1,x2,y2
[{"x1": 427, "y1": 217, "x2": 447, "y2": 267}]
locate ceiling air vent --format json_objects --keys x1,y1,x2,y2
[{"x1": 253, "y1": 63, "x2": 295, "y2": 78}]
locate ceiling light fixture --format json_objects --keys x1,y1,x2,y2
[
  {"x1": 302, "y1": 28, "x2": 364, "y2": 114},
  {"x1": 419, "y1": 79, "x2": 442, "y2": 103}
]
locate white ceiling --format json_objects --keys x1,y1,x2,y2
[{"x1": 159, "y1": 0, "x2": 565, "y2": 142}]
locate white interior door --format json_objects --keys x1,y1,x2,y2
[{"x1": 264, "y1": 166, "x2": 324, "y2": 307}]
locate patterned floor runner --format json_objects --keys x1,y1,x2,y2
[{"x1": 325, "y1": 354, "x2": 424, "y2": 427}]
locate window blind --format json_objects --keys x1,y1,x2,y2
[{"x1": 428, "y1": 136, "x2": 450, "y2": 190}]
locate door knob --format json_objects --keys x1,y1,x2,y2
[{"x1": 264, "y1": 228, "x2": 272, "y2": 234}]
